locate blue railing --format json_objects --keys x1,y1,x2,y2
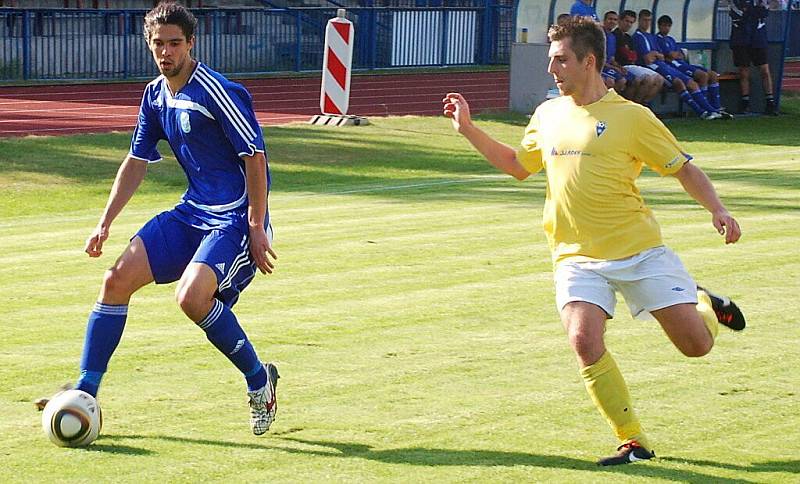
[{"x1": 0, "y1": 5, "x2": 512, "y2": 82}]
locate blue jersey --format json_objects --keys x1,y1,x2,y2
[
  {"x1": 656, "y1": 33, "x2": 679, "y2": 56},
  {"x1": 605, "y1": 31, "x2": 616, "y2": 65},
  {"x1": 570, "y1": 1, "x2": 598, "y2": 20},
  {"x1": 633, "y1": 29, "x2": 660, "y2": 64},
  {"x1": 130, "y1": 62, "x2": 268, "y2": 230}
]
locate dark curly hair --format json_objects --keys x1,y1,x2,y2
[{"x1": 143, "y1": 2, "x2": 198, "y2": 42}]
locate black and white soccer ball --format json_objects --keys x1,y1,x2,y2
[{"x1": 41, "y1": 389, "x2": 102, "y2": 447}]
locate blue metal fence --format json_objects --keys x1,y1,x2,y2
[{"x1": 0, "y1": 5, "x2": 512, "y2": 82}]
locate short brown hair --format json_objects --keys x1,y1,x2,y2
[
  {"x1": 143, "y1": 2, "x2": 197, "y2": 42},
  {"x1": 548, "y1": 16, "x2": 606, "y2": 72}
]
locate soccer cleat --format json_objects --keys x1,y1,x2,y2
[
  {"x1": 247, "y1": 362, "x2": 280, "y2": 435},
  {"x1": 697, "y1": 286, "x2": 746, "y2": 331},
  {"x1": 739, "y1": 99, "x2": 750, "y2": 114},
  {"x1": 34, "y1": 383, "x2": 73, "y2": 411},
  {"x1": 700, "y1": 111, "x2": 722, "y2": 120},
  {"x1": 764, "y1": 100, "x2": 779, "y2": 116},
  {"x1": 717, "y1": 109, "x2": 734, "y2": 120},
  {"x1": 597, "y1": 440, "x2": 655, "y2": 466}
]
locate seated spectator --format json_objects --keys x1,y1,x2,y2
[
  {"x1": 634, "y1": 9, "x2": 724, "y2": 119},
  {"x1": 656, "y1": 15, "x2": 731, "y2": 117},
  {"x1": 557, "y1": 13, "x2": 571, "y2": 27},
  {"x1": 614, "y1": 10, "x2": 664, "y2": 105},
  {"x1": 600, "y1": 11, "x2": 634, "y2": 95}
]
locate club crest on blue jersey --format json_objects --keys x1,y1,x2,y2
[
  {"x1": 180, "y1": 111, "x2": 191, "y2": 133},
  {"x1": 595, "y1": 121, "x2": 607, "y2": 137}
]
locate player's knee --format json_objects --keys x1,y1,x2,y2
[
  {"x1": 175, "y1": 285, "x2": 205, "y2": 318},
  {"x1": 101, "y1": 267, "x2": 133, "y2": 299},
  {"x1": 678, "y1": 337, "x2": 713, "y2": 358},
  {"x1": 567, "y1": 328, "x2": 602, "y2": 360}
]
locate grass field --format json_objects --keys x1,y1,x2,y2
[{"x1": 1, "y1": 100, "x2": 799, "y2": 483}]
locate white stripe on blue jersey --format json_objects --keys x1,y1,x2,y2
[
  {"x1": 166, "y1": 98, "x2": 215, "y2": 120},
  {"x1": 195, "y1": 67, "x2": 257, "y2": 142}
]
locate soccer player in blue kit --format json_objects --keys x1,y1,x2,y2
[
  {"x1": 51, "y1": 2, "x2": 280, "y2": 435},
  {"x1": 633, "y1": 9, "x2": 725, "y2": 120}
]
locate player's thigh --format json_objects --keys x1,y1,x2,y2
[
  {"x1": 650, "y1": 303, "x2": 710, "y2": 356},
  {"x1": 100, "y1": 236, "x2": 155, "y2": 301},
  {"x1": 135, "y1": 211, "x2": 202, "y2": 284}
]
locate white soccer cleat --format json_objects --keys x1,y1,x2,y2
[{"x1": 247, "y1": 362, "x2": 279, "y2": 435}]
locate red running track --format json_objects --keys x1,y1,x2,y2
[{"x1": 0, "y1": 71, "x2": 508, "y2": 138}]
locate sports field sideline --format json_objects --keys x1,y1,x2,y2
[{"x1": 1, "y1": 103, "x2": 799, "y2": 481}]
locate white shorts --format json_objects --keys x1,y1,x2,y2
[
  {"x1": 554, "y1": 246, "x2": 698, "y2": 320},
  {"x1": 624, "y1": 65, "x2": 662, "y2": 79}
]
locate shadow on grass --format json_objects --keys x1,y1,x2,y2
[
  {"x1": 95, "y1": 433, "x2": 789, "y2": 482},
  {"x1": 86, "y1": 440, "x2": 156, "y2": 456},
  {"x1": 660, "y1": 457, "x2": 800, "y2": 474}
]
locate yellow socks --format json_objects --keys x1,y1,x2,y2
[
  {"x1": 696, "y1": 289, "x2": 719, "y2": 340},
  {"x1": 580, "y1": 351, "x2": 652, "y2": 451}
]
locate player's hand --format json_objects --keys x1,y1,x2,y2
[
  {"x1": 712, "y1": 210, "x2": 741, "y2": 244},
  {"x1": 85, "y1": 225, "x2": 109, "y2": 257},
  {"x1": 442, "y1": 92, "x2": 473, "y2": 133},
  {"x1": 249, "y1": 225, "x2": 277, "y2": 275}
]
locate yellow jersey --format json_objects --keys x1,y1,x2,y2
[{"x1": 516, "y1": 89, "x2": 690, "y2": 266}]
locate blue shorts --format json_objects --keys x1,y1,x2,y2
[
  {"x1": 648, "y1": 61, "x2": 692, "y2": 86},
  {"x1": 135, "y1": 208, "x2": 272, "y2": 307},
  {"x1": 671, "y1": 60, "x2": 706, "y2": 77},
  {"x1": 603, "y1": 67, "x2": 636, "y2": 84}
]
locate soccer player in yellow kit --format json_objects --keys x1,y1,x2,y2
[{"x1": 443, "y1": 16, "x2": 746, "y2": 466}]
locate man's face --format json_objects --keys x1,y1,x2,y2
[
  {"x1": 618, "y1": 15, "x2": 635, "y2": 33},
  {"x1": 548, "y1": 38, "x2": 591, "y2": 97},
  {"x1": 604, "y1": 13, "x2": 619, "y2": 32},
  {"x1": 658, "y1": 22, "x2": 671, "y2": 36},
  {"x1": 148, "y1": 23, "x2": 194, "y2": 78},
  {"x1": 638, "y1": 14, "x2": 652, "y2": 32}
]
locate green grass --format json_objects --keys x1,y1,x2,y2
[{"x1": 1, "y1": 101, "x2": 799, "y2": 482}]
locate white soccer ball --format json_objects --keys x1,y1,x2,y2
[{"x1": 42, "y1": 389, "x2": 102, "y2": 447}]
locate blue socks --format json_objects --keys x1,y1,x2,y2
[
  {"x1": 680, "y1": 90, "x2": 704, "y2": 116},
  {"x1": 75, "y1": 303, "x2": 128, "y2": 397},
  {"x1": 197, "y1": 299, "x2": 267, "y2": 391},
  {"x1": 708, "y1": 83, "x2": 721, "y2": 110},
  {"x1": 691, "y1": 89, "x2": 716, "y2": 114}
]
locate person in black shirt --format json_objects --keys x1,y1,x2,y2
[{"x1": 730, "y1": 0, "x2": 777, "y2": 114}]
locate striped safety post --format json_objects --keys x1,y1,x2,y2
[{"x1": 320, "y1": 9, "x2": 354, "y2": 116}]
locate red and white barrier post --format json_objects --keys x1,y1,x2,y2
[{"x1": 310, "y1": 9, "x2": 368, "y2": 126}]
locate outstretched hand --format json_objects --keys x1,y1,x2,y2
[
  {"x1": 85, "y1": 225, "x2": 109, "y2": 257},
  {"x1": 712, "y1": 210, "x2": 741, "y2": 244},
  {"x1": 250, "y1": 225, "x2": 278, "y2": 274},
  {"x1": 442, "y1": 92, "x2": 472, "y2": 133}
]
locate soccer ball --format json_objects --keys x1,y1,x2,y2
[{"x1": 41, "y1": 389, "x2": 102, "y2": 447}]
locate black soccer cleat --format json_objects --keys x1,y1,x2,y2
[
  {"x1": 597, "y1": 441, "x2": 655, "y2": 466},
  {"x1": 697, "y1": 286, "x2": 746, "y2": 331},
  {"x1": 764, "y1": 99, "x2": 779, "y2": 116}
]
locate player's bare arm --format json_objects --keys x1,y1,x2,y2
[
  {"x1": 243, "y1": 152, "x2": 277, "y2": 274},
  {"x1": 672, "y1": 162, "x2": 741, "y2": 244},
  {"x1": 443, "y1": 92, "x2": 530, "y2": 180},
  {"x1": 85, "y1": 155, "x2": 148, "y2": 258}
]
